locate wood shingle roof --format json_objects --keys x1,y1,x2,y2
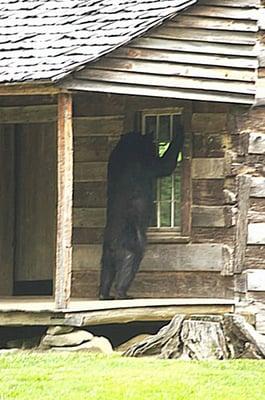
[{"x1": 0, "y1": 0, "x2": 196, "y2": 83}]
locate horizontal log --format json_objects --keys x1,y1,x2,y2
[
  {"x1": 0, "y1": 84, "x2": 61, "y2": 96},
  {"x1": 72, "y1": 243, "x2": 231, "y2": 273},
  {"x1": 191, "y1": 113, "x2": 227, "y2": 133},
  {"x1": 0, "y1": 105, "x2": 57, "y2": 123},
  {"x1": 192, "y1": 179, "x2": 225, "y2": 205},
  {"x1": 192, "y1": 227, "x2": 235, "y2": 245},
  {"x1": 248, "y1": 211, "x2": 265, "y2": 223},
  {"x1": 192, "y1": 133, "x2": 226, "y2": 157},
  {"x1": 245, "y1": 245, "x2": 265, "y2": 269},
  {"x1": 250, "y1": 177, "x2": 265, "y2": 198},
  {"x1": 74, "y1": 93, "x2": 125, "y2": 117},
  {"x1": 74, "y1": 162, "x2": 107, "y2": 182},
  {"x1": 73, "y1": 208, "x2": 106, "y2": 228},
  {"x1": 74, "y1": 182, "x2": 106, "y2": 208},
  {"x1": 71, "y1": 270, "x2": 234, "y2": 299},
  {"x1": 192, "y1": 205, "x2": 235, "y2": 227},
  {"x1": 248, "y1": 132, "x2": 265, "y2": 154},
  {"x1": 73, "y1": 228, "x2": 104, "y2": 244},
  {"x1": 73, "y1": 115, "x2": 124, "y2": 137},
  {"x1": 248, "y1": 223, "x2": 265, "y2": 244},
  {"x1": 250, "y1": 198, "x2": 265, "y2": 213},
  {"x1": 192, "y1": 158, "x2": 224, "y2": 179},
  {"x1": 74, "y1": 136, "x2": 116, "y2": 162}
]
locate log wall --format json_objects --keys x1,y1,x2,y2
[
  {"x1": 72, "y1": 93, "x2": 237, "y2": 299},
  {"x1": 230, "y1": 107, "x2": 265, "y2": 276}
]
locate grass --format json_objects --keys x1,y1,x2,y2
[{"x1": 0, "y1": 352, "x2": 265, "y2": 400}]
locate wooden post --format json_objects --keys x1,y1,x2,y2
[{"x1": 55, "y1": 93, "x2": 73, "y2": 309}]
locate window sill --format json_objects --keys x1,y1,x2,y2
[{"x1": 147, "y1": 231, "x2": 190, "y2": 244}]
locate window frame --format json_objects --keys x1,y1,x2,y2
[{"x1": 138, "y1": 106, "x2": 192, "y2": 243}]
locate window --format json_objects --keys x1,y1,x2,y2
[{"x1": 140, "y1": 107, "x2": 191, "y2": 241}]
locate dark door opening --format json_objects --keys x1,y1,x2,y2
[{"x1": 13, "y1": 123, "x2": 56, "y2": 296}]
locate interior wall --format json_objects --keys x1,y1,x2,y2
[
  {"x1": 14, "y1": 122, "x2": 57, "y2": 285},
  {"x1": 0, "y1": 95, "x2": 58, "y2": 296},
  {"x1": 0, "y1": 124, "x2": 15, "y2": 295}
]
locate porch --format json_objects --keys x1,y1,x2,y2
[{"x1": 0, "y1": 298, "x2": 235, "y2": 327}]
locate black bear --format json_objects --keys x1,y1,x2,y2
[{"x1": 99, "y1": 127, "x2": 184, "y2": 300}]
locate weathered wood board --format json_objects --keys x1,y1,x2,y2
[
  {"x1": 192, "y1": 158, "x2": 224, "y2": 179},
  {"x1": 72, "y1": 243, "x2": 231, "y2": 273},
  {"x1": 0, "y1": 125, "x2": 15, "y2": 295},
  {"x1": 55, "y1": 93, "x2": 73, "y2": 309},
  {"x1": 192, "y1": 205, "x2": 234, "y2": 227},
  {"x1": 15, "y1": 123, "x2": 56, "y2": 281},
  {"x1": 73, "y1": 116, "x2": 124, "y2": 136},
  {"x1": 71, "y1": 270, "x2": 234, "y2": 299},
  {"x1": 0, "y1": 105, "x2": 57, "y2": 124}
]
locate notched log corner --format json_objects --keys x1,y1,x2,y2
[{"x1": 124, "y1": 313, "x2": 265, "y2": 360}]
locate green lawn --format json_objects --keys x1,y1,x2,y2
[{"x1": 0, "y1": 352, "x2": 265, "y2": 400}]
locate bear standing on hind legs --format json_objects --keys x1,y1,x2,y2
[{"x1": 99, "y1": 127, "x2": 184, "y2": 300}]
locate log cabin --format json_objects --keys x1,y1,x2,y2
[{"x1": 0, "y1": 0, "x2": 264, "y2": 330}]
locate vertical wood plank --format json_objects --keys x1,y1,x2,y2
[
  {"x1": 55, "y1": 93, "x2": 73, "y2": 309},
  {"x1": 234, "y1": 175, "x2": 251, "y2": 273},
  {"x1": 0, "y1": 125, "x2": 15, "y2": 295}
]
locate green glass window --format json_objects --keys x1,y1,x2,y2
[{"x1": 142, "y1": 111, "x2": 182, "y2": 229}]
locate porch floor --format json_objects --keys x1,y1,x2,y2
[{"x1": 0, "y1": 297, "x2": 235, "y2": 327}]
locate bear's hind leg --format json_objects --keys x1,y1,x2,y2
[{"x1": 115, "y1": 243, "x2": 144, "y2": 300}]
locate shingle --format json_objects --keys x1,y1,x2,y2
[{"x1": 0, "y1": 0, "x2": 197, "y2": 83}]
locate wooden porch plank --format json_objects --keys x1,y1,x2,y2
[{"x1": 0, "y1": 298, "x2": 235, "y2": 326}]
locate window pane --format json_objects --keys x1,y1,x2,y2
[
  {"x1": 174, "y1": 202, "x2": 181, "y2": 227},
  {"x1": 160, "y1": 202, "x2": 171, "y2": 227},
  {"x1": 145, "y1": 116, "x2": 156, "y2": 135},
  {"x1": 151, "y1": 202, "x2": 157, "y2": 227},
  {"x1": 160, "y1": 176, "x2": 172, "y2": 201},
  {"x1": 174, "y1": 172, "x2": 181, "y2": 202},
  {"x1": 158, "y1": 115, "x2": 170, "y2": 142}
]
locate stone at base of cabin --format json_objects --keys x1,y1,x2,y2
[
  {"x1": 50, "y1": 336, "x2": 113, "y2": 354},
  {"x1": 124, "y1": 314, "x2": 265, "y2": 360},
  {"x1": 116, "y1": 334, "x2": 151, "y2": 352},
  {"x1": 47, "y1": 326, "x2": 74, "y2": 336},
  {"x1": 40, "y1": 329, "x2": 94, "y2": 348}
]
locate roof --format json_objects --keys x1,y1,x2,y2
[
  {"x1": 64, "y1": 1, "x2": 261, "y2": 105},
  {"x1": 0, "y1": 0, "x2": 196, "y2": 84}
]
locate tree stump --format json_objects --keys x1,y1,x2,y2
[{"x1": 124, "y1": 314, "x2": 265, "y2": 360}]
